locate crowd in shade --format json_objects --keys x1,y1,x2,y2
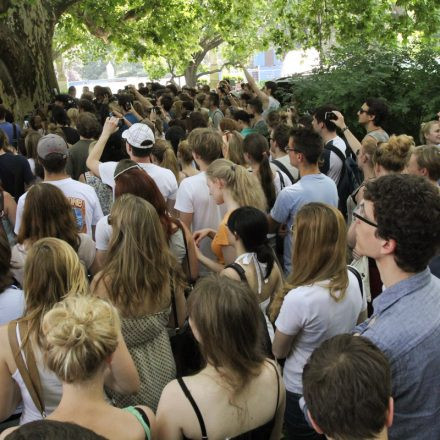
[{"x1": 0, "y1": 70, "x2": 439, "y2": 440}]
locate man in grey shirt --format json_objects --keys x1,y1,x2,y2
[
  {"x1": 353, "y1": 174, "x2": 440, "y2": 440},
  {"x1": 208, "y1": 92, "x2": 224, "y2": 130}
]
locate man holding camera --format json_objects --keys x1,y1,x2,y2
[{"x1": 312, "y1": 105, "x2": 347, "y2": 186}]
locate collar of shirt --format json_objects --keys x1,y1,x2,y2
[{"x1": 372, "y1": 268, "x2": 431, "y2": 315}]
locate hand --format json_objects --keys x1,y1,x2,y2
[
  {"x1": 193, "y1": 228, "x2": 213, "y2": 246},
  {"x1": 111, "y1": 109, "x2": 123, "y2": 118},
  {"x1": 102, "y1": 117, "x2": 120, "y2": 137},
  {"x1": 330, "y1": 110, "x2": 346, "y2": 129},
  {"x1": 278, "y1": 223, "x2": 288, "y2": 238},
  {"x1": 149, "y1": 108, "x2": 157, "y2": 123}
]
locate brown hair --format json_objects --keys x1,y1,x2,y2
[
  {"x1": 150, "y1": 139, "x2": 180, "y2": 181},
  {"x1": 43, "y1": 296, "x2": 120, "y2": 383},
  {"x1": 223, "y1": 131, "x2": 246, "y2": 166},
  {"x1": 97, "y1": 194, "x2": 183, "y2": 317},
  {"x1": 20, "y1": 238, "x2": 89, "y2": 348},
  {"x1": 303, "y1": 334, "x2": 391, "y2": 439},
  {"x1": 24, "y1": 131, "x2": 42, "y2": 161},
  {"x1": 177, "y1": 139, "x2": 194, "y2": 165},
  {"x1": 412, "y1": 145, "x2": 440, "y2": 181},
  {"x1": 269, "y1": 203, "x2": 348, "y2": 322},
  {"x1": 373, "y1": 134, "x2": 413, "y2": 172},
  {"x1": 0, "y1": 231, "x2": 13, "y2": 293},
  {"x1": 188, "y1": 128, "x2": 222, "y2": 164},
  {"x1": 188, "y1": 275, "x2": 265, "y2": 394},
  {"x1": 219, "y1": 118, "x2": 239, "y2": 133},
  {"x1": 206, "y1": 159, "x2": 267, "y2": 212},
  {"x1": 17, "y1": 183, "x2": 80, "y2": 251}
]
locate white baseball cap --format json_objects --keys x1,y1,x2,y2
[{"x1": 121, "y1": 123, "x2": 155, "y2": 148}]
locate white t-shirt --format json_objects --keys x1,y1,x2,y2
[
  {"x1": 99, "y1": 161, "x2": 178, "y2": 201},
  {"x1": 175, "y1": 171, "x2": 223, "y2": 273},
  {"x1": 95, "y1": 214, "x2": 187, "y2": 263},
  {"x1": 0, "y1": 286, "x2": 25, "y2": 325},
  {"x1": 262, "y1": 96, "x2": 280, "y2": 120},
  {"x1": 326, "y1": 136, "x2": 347, "y2": 185},
  {"x1": 15, "y1": 179, "x2": 103, "y2": 237},
  {"x1": 271, "y1": 154, "x2": 299, "y2": 183},
  {"x1": 275, "y1": 271, "x2": 366, "y2": 394}
]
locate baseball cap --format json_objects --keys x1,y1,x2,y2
[
  {"x1": 37, "y1": 134, "x2": 68, "y2": 159},
  {"x1": 114, "y1": 159, "x2": 142, "y2": 179},
  {"x1": 122, "y1": 123, "x2": 155, "y2": 148}
]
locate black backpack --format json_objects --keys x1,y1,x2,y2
[{"x1": 321, "y1": 142, "x2": 362, "y2": 219}]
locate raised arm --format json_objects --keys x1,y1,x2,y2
[
  {"x1": 331, "y1": 111, "x2": 362, "y2": 155},
  {"x1": 86, "y1": 116, "x2": 119, "y2": 177},
  {"x1": 242, "y1": 66, "x2": 269, "y2": 107}
]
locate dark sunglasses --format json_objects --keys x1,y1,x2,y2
[{"x1": 358, "y1": 109, "x2": 369, "y2": 114}]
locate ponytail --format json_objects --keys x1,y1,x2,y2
[
  {"x1": 151, "y1": 140, "x2": 180, "y2": 181},
  {"x1": 243, "y1": 133, "x2": 276, "y2": 210}
]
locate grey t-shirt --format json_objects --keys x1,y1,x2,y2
[{"x1": 363, "y1": 129, "x2": 389, "y2": 144}]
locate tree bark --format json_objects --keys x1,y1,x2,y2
[{"x1": 0, "y1": 1, "x2": 77, "y2": 120}]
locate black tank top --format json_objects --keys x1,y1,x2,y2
[{"x1": 179, "y1": 361, "x2": 280, "y2": 440}]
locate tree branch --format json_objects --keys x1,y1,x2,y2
[
  {"x1": 196, "y1": 62, "x2": 232, "y2": 79},
  {"x1": 52, "y1": 0, "x2": 82, "y2": 17}
]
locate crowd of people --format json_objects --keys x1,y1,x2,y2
[{"x1": 0, "y1": 71, "x2": 439, "y2": 440}]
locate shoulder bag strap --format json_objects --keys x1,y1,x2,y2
[
  {"x1": 8, "y1": 320, "x2": 46, "y2": 417},
  {"x1": 174, "y1": 219, "x2": 193, "y2": 284},
  {"x1": 348, "y1": 265, "x2": 363, "y2": 298},
  {"x1": 170, "y1": 275, "x2": 179, "y2": 331},
  {"x1": 224, "y1": 262, "x2": 247, "y2": 283},
  {"x1": 177, "y1": 377, "x2": 208, "y2": 439},
  {"x1": 271, "y1": 159, "x2": 295, "y2": 185}
]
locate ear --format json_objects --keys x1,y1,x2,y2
[
  {"x1": 105, "y1": 353, "x2": 114, "y2": 365},
  {"x1": 386, "y1": 397, "x2": 394, "y2": 428},
  {"x1": 420, "y1": 167, "x2": 429, "y2": 177},
  {"x1": 307, "y1": 410, "x2": 325, "y2": 435},
  {"x1": 380, "y1": 237, "x2": 397, "y2": 257}
]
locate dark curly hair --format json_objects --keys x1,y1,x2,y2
[{"x1": 364, "y1": 174, "x2": 440, "y2": 273}]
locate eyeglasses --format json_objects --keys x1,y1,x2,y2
[
  {"x1": 286, "y1": 148, "x2": 302, "y2": 153},
  {"x1": 353, "y1": 205, "x2": 378, "y2": 228},
  {"x1": 358, "y1": 109, "x2": 368, "y2": 114}
]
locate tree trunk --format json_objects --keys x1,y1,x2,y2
[
  {"x1": 184, "y1": 62, "x2": 198, "y2": 88},
  {"x1": 0, "y1": 2, "x2": 61, "y2": 120}
]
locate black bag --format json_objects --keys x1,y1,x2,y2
[
  {"x1": 169, "y1": 285, "x2": 203, "y2": 377},
  {"x1": 321, "y1": 142, "x2": 362, "y2": 218}
]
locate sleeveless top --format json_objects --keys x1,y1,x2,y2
[
  {"x1": 123, "y1": 406, "x2": 151, "y2": 440},
  {"x1": 179, "y1": 361, "x2": 280, "y2": 440},
  {"x1": 225, "y1": 253, "x2": 275, "y2": 342},
  {"x1": 11, "y1": 323, "x2": 62, "y2": 424},
  {"x1": 106, "y1": 309, "x2": 176, "y2": 411}
]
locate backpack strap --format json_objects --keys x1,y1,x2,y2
[
  {"x1": 348, "y1": 265, "x2": 363, "y2": 298},
  {"x1": 324, "y1": 143, "x2": 347, "y2": 186},
  {"x1": 8, "y1": 320, "x2": 46, "y2": 417},
  {"x1": 276, "y1": 170, "x2": 285, "y2": 189},
  {"x1": 271, "y1": 159, "x2": 295, "y2": 185},
  {"x1": 173, "y1": 219, "x2": 194, "y2": 285},
  {"x1": 224, "y1": 262, "x2": 247, "y2": 283}
]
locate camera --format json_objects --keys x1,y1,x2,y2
[{"x1": 325, "y1": 111, "x2": 337, "y2": 121}]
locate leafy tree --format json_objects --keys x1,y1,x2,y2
[{"x1": 275, "y1": 43, "x2": 440, "y2": 141}]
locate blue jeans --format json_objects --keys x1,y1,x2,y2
[{"x1": 284, "y1": 391, "x2": 325, "y2": 440}]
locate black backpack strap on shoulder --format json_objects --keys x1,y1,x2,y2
[
  {"x1": 177, "y1": 377, "x2": 208, "y2": 439},
  {"x1": 276, "y1": 170, "x2": 285, "y2": 189},
  {"x1": 325, "y1": 144, "x2": 347, "y2": 184},
  {"x1": 224, "y1": 262, "x2": 247, "y2": 283},
  {"x1": 271, "y1": 159, "x2": 295, "y2": 185},
  {"x1": 348, "y1": 265, "x2": 363, "y2": 298}
]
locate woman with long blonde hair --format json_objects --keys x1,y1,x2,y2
[
  {"x1": 156, "y1": 275, "x2": 285, "y2": 439},
  {"x1": 0, "y1": 238, "x2": 138, "y2": 425},
  {"x1": 193, "y1": 158, "x2": 267, "y2": 272},
  {"x1": 92, "y1": 194, "x2": 186, "y2": 411},
  {"x1": 270, "y1": 203, "x2": 366, "y2": 440}
]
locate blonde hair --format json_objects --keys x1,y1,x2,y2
[
  {"x1": 43, "y1": 296, "x2": 119, "y2": 383},
  {"x1": 373, "y1": 134, "x2": 414, "y2": 173},
  {"x1": 413, "y1": 145, "x2": 440, "y2": 181},
  {"x1": 420, "y1": 120, "x2": 440, "y2": 145},
  {"x1": 269, "y1": 203, "x2": 348, "y2": 322},
  {"x1": 206, "y1": 159, "x2": 267, "y2": 212},
  {"x1": 97, "y1": 194, "x2": 182, "y2": 317},
  {"x1": 66, "y1": 108, "x2": 79, "y2": 128},
  {"x1": 223, "y1": 131, "x2": 246, "y2": 166},
  {"x1": 24, "y1": 131, "x2": 42, "y2": 160},
  {"x1": 21, "y1": 238, "x2": 89, "y2": 348},
  {"x1": 151, "y1": 139, "x2": 179, "y2": 181},
  {"x1": 360, "y1": 136, "x2": 378, "y2": 169}
]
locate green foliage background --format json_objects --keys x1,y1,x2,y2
[{"x1": 275, "y1": 44, "x2": 440, "y2": 141}]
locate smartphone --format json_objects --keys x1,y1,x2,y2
[
  {"x1": 23, "y1": 120, "x2": 30, "y2": 129},
  {"x1": 325, "y1": 111, "x2": 337, "y2": 121}
]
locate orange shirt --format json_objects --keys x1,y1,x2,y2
[{"x1": 211, "y1": 211, "x2": 232, "y2": 265}]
